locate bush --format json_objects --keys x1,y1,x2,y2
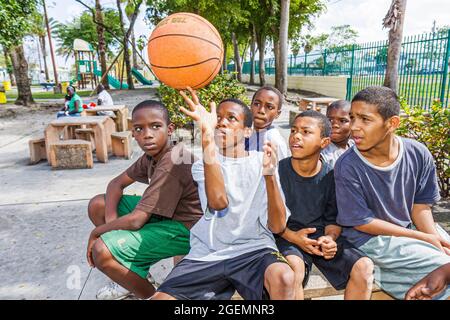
[
  {"x1": 397, "y1": 99, "x2": 450, "y2": 198},
  {"x1": 157, "y1": 71, "x2": 250, "y2": 128}
]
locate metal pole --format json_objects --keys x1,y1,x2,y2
[
  {"x1": 323, "y1": 49, "x2": 327, "y2": 76},
  {"x1": 42, "y1": 0, "x2": 59, "y2": 89},
  {"x1": 440, "y1": 29, "x2": 450, "y2": 104},
  {"x1": 347, "y1": 44, "x2": 356, "y2": 100}
]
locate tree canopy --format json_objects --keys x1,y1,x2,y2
[{"x1": 0, "y1": 0, "x2": 38, "y2": 49}]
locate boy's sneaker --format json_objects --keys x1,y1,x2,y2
[{"x1": 96, "y1": 282, "x2": 131, "y2": 300}]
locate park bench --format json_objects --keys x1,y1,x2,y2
[
  {"x1": 28, "y1": 137, "x2": 47, "y2": 164},
  {"x1": 111, "y1": 131, "x2": 132, "y2": 159},
  {"x1": 298, "y1": 97, "x2": 339, "y2": 112},
  {"x1": 127, "y1": 116, "x2": 132, "y2": 131},
  {"x1": 49, "y1": 139, "x2": 93, "y2": 169},
  {"x1": 75, "y1": 128, "x2": 96, "y2": 151}
]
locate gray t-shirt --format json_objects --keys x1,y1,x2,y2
[
  {"x1": 186, "y1": 150, "x2": 290, "y2": 261},
  {"x1": 335, "y1": 137, "x2": 441, "y2": 248},
  {"x1": 245, "y1": 126, "x2": 290, "y2": 160},
  {"x1": 321, "y1": 139, "x2": 354, "y2": 168}
]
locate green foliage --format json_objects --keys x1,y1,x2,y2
[
  {"x1": 397, "y1": 99, "x2": 450, "y2": 198},
  {"x1": 157, "y1": 72, "x2": 249, "y2": 128},
  {"x1": 53, "y1": 9, "x2": 123, "y2": 60},
  {"x1": 0, "y1": 0, "x2": 38, "y2": 49}
]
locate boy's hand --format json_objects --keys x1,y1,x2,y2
[
  {"x1": 405, "y1": 266, "x2": 448, "y2": 300},
  {"x1": 179, "y1": 87, "x2": 217, "y2": 134},
  {"x1": 317, "y1": 236, "x2": 338, "y2": 260},
  {"x1": 420, "y1": 233, "x2": 449, "y2": 254},
  {"x1": 86, "y1": 230, "x2": 99, "y2": 268},
  {"x1": 262, "y1": 141, "x2": 278, "y2": 176},
  {"x1": 438, "y1": 237, "x2": 450, "y2": 256},
  {"x1": 292, "y1": 228, "x2": 323, "y2": 257}
]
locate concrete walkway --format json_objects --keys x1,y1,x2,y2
[{"x1": 0, "y1": 86, "x2": 448, "y2": 300}]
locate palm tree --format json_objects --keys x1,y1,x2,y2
[
  {"x1": 95, "y1": 0, "x2": 110, "y2": 89},
  {"x1": 383, "y1": 0, "x2": 407, "y2": 93}
]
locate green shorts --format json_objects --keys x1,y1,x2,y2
[{"x1": 100, "y1": 195, "x2": 191, "y2": 279}]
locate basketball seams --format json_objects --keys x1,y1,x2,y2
[
  {"x1": 191, "y1": 59, "x2": 222, "y2": 89},
  {"x1": 148, "y1": 34, "x2": 223, "y2": 52},
  {"x1": 174, "y1": 12, "x2": 223, "y2": 45},
  {"x1": 151, "y1": 57, "x2": 221, "y2": 69}
]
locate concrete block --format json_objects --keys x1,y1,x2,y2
[
  {"x1": 111, "y1": 131, "x2": 132, "y2": 159},
  {"x1": 49, "y1": 139, "x2": 93, "y2": 169},
  {"x1": 29, "y1": 137, "x2": 47, "y2": 165}
]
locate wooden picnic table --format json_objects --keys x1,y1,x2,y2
[
  {"x1": 44, "y1": 116, "x2": 116, "y2": 163},
  {"x1": 298, "y1": 97, "x2": 339, "y2": 112},
  {"x1": 83, "y1": 105, "x2": 129, "y2": 132}
]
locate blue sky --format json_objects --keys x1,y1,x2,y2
[{"x1": 43, "y1": 0, "x2": 450, "y2": 70}]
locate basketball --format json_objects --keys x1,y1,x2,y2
[{"x1": 147, "y1": 12, "x2": 224, "y2": 90}]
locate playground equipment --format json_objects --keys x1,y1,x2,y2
[{"x1": 73, "y1": 38, "x2": 153, "y2": 91}]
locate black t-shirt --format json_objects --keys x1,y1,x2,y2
[{"x1": 278, "y1": 157, "x2": 337, "y2": 234}]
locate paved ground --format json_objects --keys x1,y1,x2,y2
[{"x1": 0, "y1": 85, "x2": 448, "y2": 300}]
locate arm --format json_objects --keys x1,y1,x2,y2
[
  {"x1": 179, "y1": 87, "x2": 228, "y2": 210},
  {"x1": 263, "y1": 141, "x2": 286, "y2": 234},
  {"x1": 282, "y1": 227, "x2": 323, "y2": 256},
  {"x1": 104, "y1": 172, "x2": 135, "y2": 223},
  {"x1": 405, "y1": 263, "x2": 450, "y2": 300},
  {"x1": 355, "y1": 218, "x2": 446, "y2": 252}
]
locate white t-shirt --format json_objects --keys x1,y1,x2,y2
[
  {"x1": 98, "y1": 90, "x2": 114, "y2": 106},
  {"x1": 321, "y1": 139, "x2": 354, "y2": 168},
  {"x1": 186, "y1": 150, "x2": 290, "y2": 262},
  {"x1": 246, "y1": 126, "x2": 290, "y2": 160},
  {"x1": 39, "y1": 73, "x2": 46, "y2": 84}
]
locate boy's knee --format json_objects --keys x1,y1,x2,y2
[
  {"x1": 88, "y1": 194, "x2": 105, "y2": 219},
  {"x1": 268, "y1": 264, "x2": 295, "y2": 288},
  {"x1": 351, "y1": 257, "x2": 374, "y2": 283},
  {"x1": 92, "y1": 239, "x2": 112, "y2": 270}
]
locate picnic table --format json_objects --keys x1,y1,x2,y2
[
  {"x1": 83, "y1": 105, "x2": 129, "y2": 132},
  {"x1": 44, "y1": 116, "x2": 116, "y2": 163},
  {"x1": 298, "y1": 97, "x2": 339, "y2": 112}
]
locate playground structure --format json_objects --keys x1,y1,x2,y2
[{"x1": 73, "y1": 39, "x2": 153, "y2": 90}]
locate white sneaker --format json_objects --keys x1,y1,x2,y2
[{"x1": 96, "y1": 282, "x2": 131, "y2": 300}]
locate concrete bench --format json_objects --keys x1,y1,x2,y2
[
  {"x1": 75, "y1": 128, "x2": 96, "y2": 151},
  {"x1": 127, "y1": 116, "x2": 132, "y2": 131},
  {"x1": 29, "y1": 137, "x2": 47, "y2": 165},
  {"x1": 111, "y1": 131, "x2": 132, "y2": 159},
  {"x1": 49, "y1": 139, "x2": 93, "y2": 169}
]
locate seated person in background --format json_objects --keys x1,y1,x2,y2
[
  {"x1": 246, "y1": 86, "x2": 290, "y2": 160},
  {"x1": 96, "y1": 84, "x2": 115, "y2": 117},
  {"x1": 39, "y1": 70, "x2": 49, "y2": 91},
  {"x1": 321, "y1": 100, "x2": 353, "y2": 168},
  {"x1": 406, "y1": 263, "x2": 450, "y2": 300},
  {"x1": 56, "y1": 86, "x2": 83, "y2": 118}
]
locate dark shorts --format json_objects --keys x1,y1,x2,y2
[
  {"x1": 157, "y1": 248, "x2": 289, "y2": 300},
  {"x1": 276, "y1": 236, "x2": 366, "y2": 290}
]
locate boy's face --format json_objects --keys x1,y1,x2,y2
[
  {"x1": 289, "y1": 117, "x2": 330, "y2": 160},
  {"x1": 215, "y1": 102, "x2": 251, "y2": 150},
  {"x1": 326, "y1": 107, "x2": 351, "y2": 144},
  {"x1": 350, "y1": 101, "x2": 399, "y2": 152},
  {"x1": 251, "y1": 90, "x2": 281, "y2": 130},
  {"x1": 131, "y1": 108, "x2": 174, "y2": 158}
]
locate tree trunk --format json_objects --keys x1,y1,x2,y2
[
  {"x1": 274, "y1": 39, "x2": 280, "y2": 89},
  {"x1": 96, "y1": 0, "x2": 110, "y2": 89},
  {"x1": 232, "y1": 32, "x2": 242, "y2": 82},
  {"x1": 3, "y1": 49, "x2": 16, "y2": 86},
  {"x1": 222, "y1": 42, "x2": 228, "y2": 73},
  {"x1": 131, "y1": 30, "x2": 138, "y2": 69},
  {"x1": 278, "y1": 0, "x2": 290, "y2": 95},
  {"x1": 250, "y1": 25, "x2": 256, "y2": 85},
  {"x1": 39, "y1": 35, "x2": 49, "y2": 81},
  {"x1": 116, "y1": 0, "x2": 135, "y2": 90},
  {"x1": 256, "y1": 32, "x2": 266, "y2": 86},
  {"x1": 383, "y1": 0, "x2": 407, "y2": 93},
  {"x1": 9, "y1": 45, "x2": 34, "y2": 106}
]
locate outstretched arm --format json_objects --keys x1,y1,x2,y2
[
  {"x1": 263, "y1": 141, "x2": 286, "y2": 234},
  {"x1": 179, "y1": 87, "x2": 228, "y2": 211}
]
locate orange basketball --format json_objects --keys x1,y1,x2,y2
[{"x1": 147, "y1": 12, "x2": 224, "y2": 90}]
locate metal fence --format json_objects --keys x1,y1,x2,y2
[{"x1": 229, "y1": 30, "x2": 450, "y2": 107}]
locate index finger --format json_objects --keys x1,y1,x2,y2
[
  {"x1": 186, "y1": 86, "x2": 199, "y2": 105},
  {"x1": 179, "y1": 90, "x2": 196, "y2": 111}
]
